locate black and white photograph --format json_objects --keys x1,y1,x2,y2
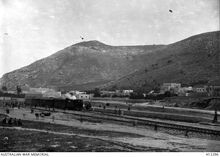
[{"x1": 0, "y1": 0, "x2": 220, "y2": 153}]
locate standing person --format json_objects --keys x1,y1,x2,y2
[
  {"x1": 52, "y1": 115, "x2": 55, "y2": 122},
  {"x1": 118, "y1": 108, "x2": 121, "y2": 115},
  {"x1": 35, "y1": 113, "x2": 39, "y2": 120},
  {"x1": 3, "y1": 137, "x2": 9, "y2": 150},
  {"x1": 115, "y1": 105, "x2": 117, "y2": 114},
  {"x1": 80, "y1": 115, "x2": 83, "y2": 123},
  {"x1": 154, "y1": 124, "x2": 158, "y2": 131},
  {"x1": 18, "y1": 119, "x2": 22, "y2": 126},
  {"x1": 162, "y1": 105, "x2": 165, "y2": 112},
  {"x1": 52, "y1": 99, "x2": 55, "y2": 112},
  {"x1": 114, "y1": 106, "x2": 117, "y2": 114},
  {"x1": 185, "y1": 130, "x2": 189, "y2": 137},
  {"x1": 121, "y1": 110, "x2": 124, "y2": 116},
  {"x1": 8, "y1": 118, "x2": 13, "y2": 125},
  {"x1": 2, "y1": 117, "x2": 7, "y2": 125},
  {"x1": 13, "y1": 118, "x2": 18, "y2": 126},
  {"x1": 133, "y1": 120, "x2": 137, "y2": 127},
  {"x1": 6, "y1": 108, "x2": 9, "y2": 114}
]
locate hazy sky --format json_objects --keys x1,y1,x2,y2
[{"x1": 0, "y1": 0, "x2": 219, "y2": 77}]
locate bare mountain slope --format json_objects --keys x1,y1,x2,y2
[
  {"x1": 1, "y1": 31, "x2": 219, "y2": 91},
  {"x1": 104, "y1": 31, "x2": 220, "y2": 91},
  {"x1": 0, "y1": 40, "x2": 164, "y2": 90}
]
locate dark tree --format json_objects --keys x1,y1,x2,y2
[
  {"x1": 16, "y1": 85, "x2": 22, "y2": 95},
  {"x1": 93, "y1": 88, "x2": 100, "y2": 97},
  {"x1": 129, "y1": 92, "x2": 144, "y2": 99},
  {"x1": 164, "y1": 91, "x2": 172, "y2": 97},
  {"x1": 1, "y1": 86, "x2": 7, "y2": 91},
  {"x1": 110, "y1": 85, "x2": 118, "y2": 91}
]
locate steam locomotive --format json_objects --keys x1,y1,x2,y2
[{"x1": 25, "y1": 97, "x2": 92, "y2": 111}]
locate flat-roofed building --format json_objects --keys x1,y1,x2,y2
[
  {"x1": 160, "y1": 83, "x2": 181, "y2": 94},
  {"x1": 206, "y1": 85, "x2": 220, "y2": 97},
  {"x1": 122, "y1": 90, "x2": 134, "y2": 96},
  {"x1": 100, "y1": 91, "x2": 116, "y2": 97},
  {"x1": 76, "y1": 93, "x2": 93, "y2": 100}
]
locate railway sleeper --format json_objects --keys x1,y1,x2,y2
[{"x1": 34, "y1": 108, "x2": 220, "y2": 136}]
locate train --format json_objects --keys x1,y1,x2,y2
[
  {"x1": 25, "y1": 97, "x2": 92, "y2": 111},
  {"x1": 0, "y1": 96, "x2": 92, "y2": 111}
]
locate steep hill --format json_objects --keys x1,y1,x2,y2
[
  {"x1": 1, "y1": 31, "x2": 219, "y2": 92},
  {"x1": 104, "y1": 31, "x2": 220, "y2": 91},
  {"x1": 0, "y1": 40, "x2": 164, "y2": 91}
]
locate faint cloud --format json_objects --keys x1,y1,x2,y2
[{"x1": 49, "y1": 15, "x2": 55, "y2": 19}]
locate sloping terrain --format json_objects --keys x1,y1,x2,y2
[
  {"x1": 0, "y1": 40, "x2": 164, "y2": 90},
  {"x1": 1, "y1": 31, "x2": 219, "y2": 91},
  {"x1": 104, "y1": 31, "x2": 220, "y2": 91}
]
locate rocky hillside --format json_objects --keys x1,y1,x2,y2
[
  {"x1": 0, "y1": 40, "x2": 164, "y2": 91},
  {"x1": 1, "y1": 31, "x2": 219, "y2": 92},
  {"x1": 104, "y1": 31, "x2": 220, "y2": 91}
]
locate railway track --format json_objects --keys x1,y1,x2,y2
[{"x1": 34, "y1": 107, "x2": 220, "y2": 136}]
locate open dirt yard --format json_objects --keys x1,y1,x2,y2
[{"x1": 0, "y1": 107, "x2": 220, "y2": 152}]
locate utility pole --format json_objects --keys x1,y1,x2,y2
[{"x1": 213, "y1": 108, "x2": 218, "y2": 123}]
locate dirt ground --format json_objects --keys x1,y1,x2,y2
[
  {"x1": 0, "y1": 128, "x2": 150, "y2": 152},
  {"x1": 0, "y1": 107, "x2": 220, "y2": 152}
]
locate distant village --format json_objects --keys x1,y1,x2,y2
[{"x1": 0, "y1": 82, "x2": 220, "y2": 101}]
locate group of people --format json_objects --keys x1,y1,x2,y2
[
  {"x1": 1, "y1": 117, "x2": 23, "y2": 126},
  {"x1": 114, "y1": 106, "x2": 124, "y2": 115},
  {"x1": 0, "y1": 101, "x2": 25, "y2": 108}
]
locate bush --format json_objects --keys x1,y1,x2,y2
[{"x1": 129, "y1": 92, "x2": 144, "y2": 99}]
